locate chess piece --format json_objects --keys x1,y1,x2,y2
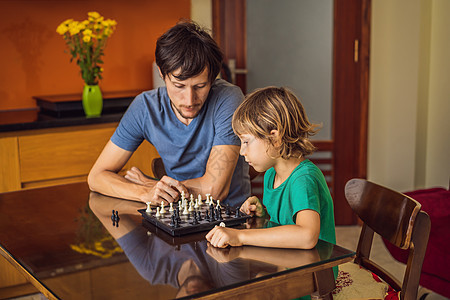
[
  {"x1": 235, "y1": 208, "x2": 241, "y2": 217},
  {"x1": 226, "y1": 205, "x2": 231, "y2": 217},
  {"x1": 155, "y1": 207, "x2": 161, "y2": 218},
  {"x1": 188, "y1": 202, "x2": 194, "y2": 212},
  {"x1": 114, "y1": 211, "x2": 120, "y2": 227},
  {"x1": 205, "y1": 193, "x2": 211, "y2": 204},
  {"x1": 146, "y1": 202, "x2": 152, "y2": 213},
  {"x1": 169, "y1": 202, "x2": 174, "y2": 212},
  {"x1": 182, "y1": 203, "x2": 189, "y2": 215},
  {"x1": 219, "y1": 222, "x2": 225, "y2": 227},
  {"x1": 216, "y1": 199, "x2": 220, "y2": 209},
  {"x1": 160, "y1": 201, "x2": 166, "y2": 214},
  {"x1": 111, "y1": 210, "x2": 116, "y2": 226},
  {"x1": 170, "y1": 214, "x2": 176, "y2": 227},
  {"x1": 197, "y1": 194, "x2": 203, "y2": 206}
]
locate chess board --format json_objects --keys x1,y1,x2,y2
[{"x1": 138, "y1": 201, "x2": 251, "y2": 236}]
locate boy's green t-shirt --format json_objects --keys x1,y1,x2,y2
[
  {"x1": 263, "y1": 159, "x2": 336, "y2": 245},
  {"x1": 263, "y1": 159, "x2": 338, "y2": 299}
]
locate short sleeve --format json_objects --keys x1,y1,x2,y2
[
  {"x1": 212, "y1": 84, "x2": 243, "y2": 146},
  {"x1": 111, "y1": 94, "x2": 147, "y2": 152},
  {"x1": 290, "y1": 175, "x2": 321, "y2": 218}
]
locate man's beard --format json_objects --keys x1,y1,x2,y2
[{"x1": 171, "y1": 101, "x2": 202, "y2": 119}]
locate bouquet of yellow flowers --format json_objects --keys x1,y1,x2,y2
[{"x1": 57, "y1": 12, "x2": 117, "y2": 85}]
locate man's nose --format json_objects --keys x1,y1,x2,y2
[{"x1": 184, "y1": 87, "x2": 195, "y2": 105}]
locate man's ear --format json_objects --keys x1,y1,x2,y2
[{"x1": 157, "y1": 66, "x2": 164, "y2": 80}]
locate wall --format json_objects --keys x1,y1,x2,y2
[
  {"x1": 0, "y1": 0, "x2": 190, "y2": 111},
  {"x1": 246, "y1": 0, "x2": 333, "y2": 140},
  {"x1": 369, "y1": 0, "x2": 450, "y2": 191}
]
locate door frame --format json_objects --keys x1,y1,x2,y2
[{"x1": 213, "y1": 0, "x2": 370, "y2": 225}]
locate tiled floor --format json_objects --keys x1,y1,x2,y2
[{"x1": 10, "y1": 226, "x2": 449, "y2": 300}]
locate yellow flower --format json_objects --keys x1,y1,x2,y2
[
  {"x1": 88, "y1": 11, "x2": 100, "y2": 20},
  {"x1": 57, "y1": 12, "x2": 116, "y2": 85},
  {"x1": 56, "y1": 19, "x2": 73, "y2": 35},
  {"x1": 82, "y1": 29, "x2": 92, "y2": 42}
]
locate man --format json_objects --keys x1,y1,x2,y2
[{"x1": 88, "y1": 20, "x2": 250, "y2": 208}]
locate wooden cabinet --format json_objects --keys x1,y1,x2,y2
[{"x1": 0, "y1": 123, "x2": 159, "y2": 193}]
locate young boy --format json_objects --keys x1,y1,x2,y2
[{"x1": 206, "y1": 86, "x2": 336, "y2": 250}]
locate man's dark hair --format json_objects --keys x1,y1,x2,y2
[{"x1": 155, "y1": 20, "x2": 223, "y2": 83}]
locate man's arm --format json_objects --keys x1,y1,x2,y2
[
  {"x1": 88, "y1": 140, "x2": 187, "y2": 204},
  {"x1": 182, "y1": 144, "x2": 240, "y2": 201}
]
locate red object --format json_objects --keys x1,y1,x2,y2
[{"x1": 382, "y1": 188, "x2": 450, "y2": 297}]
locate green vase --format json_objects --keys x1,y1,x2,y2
[{"x1": 82, "y1": 84, "x2": 103, "y2": 117}]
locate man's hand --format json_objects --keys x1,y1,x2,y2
[
  {"x1": 240, "y1": 196, "x2": 266, "y2": 217},
  {"x1": 141, "y1": 175, "x2": 190, "y2": 205},
  {"x1": 205, "y1": 226, "x2": 243, "y2": 248}
]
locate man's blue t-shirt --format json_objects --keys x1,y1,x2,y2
[{"x1": 111, "y1": 79, "x2": 250, "y2": 207}]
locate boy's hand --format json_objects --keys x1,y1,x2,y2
[
  {"x1": 206, "y1": 244, "x2": 242, "y2": 262},
  {"x1": 240, "y1": 196, "x2": 266, "y2": 217},
  {"x1": 205, "y1": 226, "x2": 243, "y2": 248}
]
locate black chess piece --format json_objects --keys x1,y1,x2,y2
[
  {"x1": 197, "y1": 211, "x2": 202, "y2": 221},
  {"x1": 217, "y1": 207, "x2": 223, "y2": 220},
  {"x1": 174, "y1": 217, "x2": 180, "y2": 228},
  {"x1": 111, "y1": 210, "x2": 116, "y2": 226},
  {"x1": 170, "y1": 214, "x2": 176, "y2": 227},
  {"x1": 235, "y1": 208, "x2": 241, "y2": 218},
  {"x1": 114, "y1": 210, "x2": 120, "y2": 227},
  {"x1": 205, "y1": 209, "x2": 210, "y2": 221},
  {"x1": 191, "y1": 211, "x2": 199, "y2": 225},
  {"x1": 226, "y1": 205, "x2": 231, "y2": 217}
]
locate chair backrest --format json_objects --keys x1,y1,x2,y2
[
  {"x1": 345, "y1": 178, "x2": 431, "y2": 300},
  {"x1": 151, "y1": 157, "x2": 167, "y2": 180}
]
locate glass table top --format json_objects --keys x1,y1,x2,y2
[{"x1": 0, "y1": 183, "x2": 355, "y2": 299}]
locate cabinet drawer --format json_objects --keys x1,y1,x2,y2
[{"x1": 19, "y1": 128, "x2": 115, "y2": 183}]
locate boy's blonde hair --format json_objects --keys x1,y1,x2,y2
[{"x1": 232, "y1": 86, "x2": 320, "y2": 159}]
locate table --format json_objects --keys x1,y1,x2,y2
[{"x1": 0, "y1": 183, "x2": 355, "y2": 299}]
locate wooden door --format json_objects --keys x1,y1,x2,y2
[{"x1": 213, "y1": 0, "x2": 370, "y2": 225}]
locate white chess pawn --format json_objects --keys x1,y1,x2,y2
[
  {"x1": 160, "y1": 201, "x2": 166, "y2": 214},
  {"x1": 216, "y1": 199, "x2": 221, "y2": 209},
  {"x1": 155, "y1": 207, "x2": 161, "y2": 218},
  {"x1": 194, "y1": 198, "x2": 199, "y2": 209},
  {"x1": 146, "y1": 201, "x2": 152, "y2": 213},
  {"x1": 205, "y1": 193, "x2": 211, "y2": 204},
  {"x1": 169, "y1": 202, "x2": 174, "y2": 212},
  {"x1": 188, "y1": 201, "x2": 194, "y2": 212},
  {"x1": 182, "y1": 203, "x2": 189, "y2": 215},
  {"x1": 197, "y1": 194, "x2": 203, "y2": 206}
]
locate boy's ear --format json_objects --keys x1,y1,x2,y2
[{"x1": 270, "y1": 130, "x2": 281, "y2": 147}]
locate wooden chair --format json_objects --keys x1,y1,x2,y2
[
  {"x1": 335, "y1": 178, "x2": 431, "y2": 300},
  {"x1": 151, "y1": 157, "x2": 260, "y2": 181}
]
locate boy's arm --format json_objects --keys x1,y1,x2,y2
[
  {"x1": 206, "y1": 209, "x2": 321, "y2": 249},
  {"x1": 88, "y1": 140, "x2": 187, "y2": 204}
]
